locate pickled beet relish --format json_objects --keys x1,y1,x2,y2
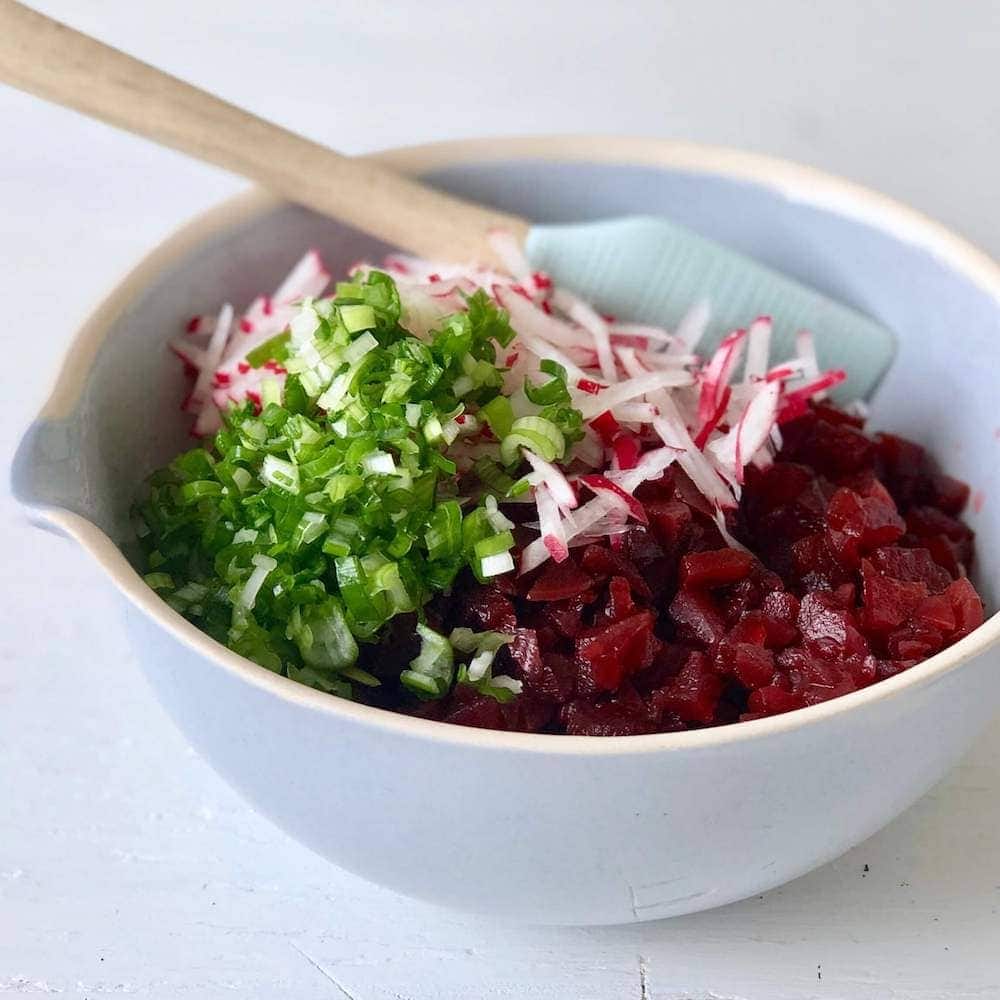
[{"x1": 363, "y1": 403, "x2": 985, "y2": 735}]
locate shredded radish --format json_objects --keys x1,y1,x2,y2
[
  {"x1": 188, "y1": 304, "x2": 233, "y2": 415},
  {"x1": 708, "y1": 382, "x2": 780, "y2": 484},
  {"x1": 579, "y1": 475, "x2": 649, "y2": 524},
  {"x1": 273, "y1": 248, "x2": 330, "y2": 304},
  {"x1": 698, "y1": 328, "x2": 748, "y2": 424},
  {"x1": 613, "y1": 402, "x2": 660, "y2": 424},
  {"x1": 487, "y1": 229, "x2": 531, "y2": 280},
  {"x1": 778, "y1": 370, "x2": 847, "y2": 423},
  {"x1": 574, "y1": 369, "x2": 693, "y2": 419},
  {"x1": 551, "y1": 287, "x2": 617, "y2": 384},
  {"x1": 493, "y1": 287, "x2": 596, "y2": 356},
  {"x1": 743, "y1": 316, "x2": 772, "y2": 382},
  {"x1": 693, "y1": 385, "x2": 732, "y2": 450},
  {"x1": 612, "y1": 433, "x2": 641, "y2": 470},
  {"x1": 796, "y1": 329, "x2": 820, "y2": 383},
  {"x1": 672, "y1": 300, "x2": 711, "y2": 353},
  {"x1": 612, "y1": 446, "x2": 682, "y2": 493},
  {"x1": 534, "y1": 484, "x2": 569, "y2": 562},
  {"x1": 523, "y1": 450, "x2": 578, "y2": 510},
  {"x1": 609, "y1": 322, "x2": 681, "y2": 347}
]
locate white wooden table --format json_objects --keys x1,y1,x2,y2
[{"x1": 3, "y1": 2, "x2": 999, "y2": 996}]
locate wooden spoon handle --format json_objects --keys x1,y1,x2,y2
[{"x1": 0, "y1": 0, "x2": 529, "y2": 263}]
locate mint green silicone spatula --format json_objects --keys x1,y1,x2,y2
[{"x1": 1, "y1": 0, "x2": 895, "y2": 400}]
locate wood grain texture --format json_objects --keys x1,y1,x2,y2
[{"x1": 0, "y1": 0, "x2": 528, "y2": 264}]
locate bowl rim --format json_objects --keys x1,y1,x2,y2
[{"x1": 24, "y1": 134, "x2": 1000, "y2": 755}]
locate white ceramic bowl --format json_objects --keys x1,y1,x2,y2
[{"x1": 13, "y1": 137, "x2": 1000, "y2": 925}]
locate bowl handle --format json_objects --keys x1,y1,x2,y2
[{"x1": 11, "y1": 417, "x2": 87, "y2": 531}]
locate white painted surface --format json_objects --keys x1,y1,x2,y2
[{"x1": 2, "y1": 0, "x2": 999, "y2": 995}]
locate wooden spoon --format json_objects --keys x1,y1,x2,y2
[{"x1": 0, "y1": 0, "x2": 896, "y2": 396}]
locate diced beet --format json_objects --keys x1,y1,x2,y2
[
  {"x1": 922, "y1": 534, "x2": 966, "y2": 579},
  {"x1": 781, "y1": 650, "x2": 862, "y2": 705},
  {"x1": 442, "y1": 689, "x2": 507, "y2": 730},
  {"x1": 886, "y1": 623, "x2": 944, "y2": 660},
  {"x1": 439, "y1": 681, "x2": 553, "y2": 733},
  {"x1": 747, "y1": 685, "x2": 803, "y2": 716},
  {"x1": 604, "y1": 575, "x2": 637, "y2": 622},
  {"x1": 642, "y1": 629, "x2": 664, "y2": 671},
  {"x1": 860, "y1": 559, "x2": 929, "y2": 633},
  {"x1": 921, "y1": 473, "x2": 971, "y2": 516},
  {"x1": 500, "y1": 693, "x2": 555, "y2": 733},
  {"x1": 790, "y1": 533, "x2": 853, "y2": 591},
  {"x1": 813, "y1": 402, "x2": 866, "y2": 429},
  {"x1": 575, "y1": 611, "x2": 656, "y2": 694},
  {"x1": 358, "y1": 612, "x2": 422, "y2": 680},
  {"x1": 634, "y1": 469, "x2": 677, "y2": 504},
  {"x1": 680, "y1": 548, "x2": 754, "y2": 588},
  {"x1": 405, "y1": 699, "x2": 447, "y2": 723},
  {"x1": 759, "y1": 591, "x2": 801, "y2": 647},
  {"x1": 800, "y1": 677, "x2": 857, "y2": 706},
  {"x1": 651, "y1": 653, "x2": 723, "y2": 723},
  {"x1": 715, "y1": 639, "x2": 776, "y2": 689},
  {"x1": 778, "y1": 646, "x2": 823, "y2": 682},
  {"x1": 826, "y1": 487, "x2": 906, "y2": 560},
  {"x1": 876, "y1": 432, "x2": 925, "y2": 507},
  {"x1": 579, "y1": 544, "x2": 652, "y2": 598},
  {"x1": 534, "y1": 624, "x2": 561, "y2": 652},
  {"x1": 853, "y1": 654, "x2": 879, "y2": 686},
  {"x1": 460, "y1": 586, "x2": 518, "y2": 633},
  {"x1": 914, "y1": 592, "x2": 957, "y2": 634},
  {"x1": 518, "y1": 649, "x2": 575, "y2": 704},
  {"x1": 656, "y1": 712, "x2": 688, "y2": 732},
  {"x1": 754, "y1": 565, "x2": 786, "y2": 594},
  {"x1": 646, "y1": 500, "x2": 693, "y2": 552},
  {"x1": 797, "y1": 591, "x2": 853, "y2": 647},
  {"x1": 489, "y1": 568, "x2": 522, "y2": 597},
  {"x1": 561, "y1": 685, "x2": 656, "y2": 736},
  {"x1": 744, "y1": 462, "x2": 815, "y2": 516},
  {"x1": 502, "y1": 628, "x2": 541, "y2": 678},
  {"x1": 786, "y1": 418, "x2": 876, "y2": 478},
  {"x1": 843, "y1": 624, "x2": 871, "y2": 661},
  {"x1": 669, "y1": 588, "x2": 726, "y2": 645},
  {"x1": 875, "y1": 658, "x2": 917, "y2": 681},
  {"x1": 869, "y1": 545, "x2": 953, "y2": 593},
  {"x1": 684, "y1": 520, "x2": 728, "y2": 556},
  {"x1": 620, "y1": 526, "x2": 666, "y2": 569},
  {"x1": 757, "y1": 478, "x2": 830, "y2": 548},
  {"x1": 945, "y1": 577, "x2": 985, "y2": 638},
  {"x1": 728, "y1": 611, "x2": 769, "y2": 646},
  {"x1": 631, "y1": 642, "x2": 696, "y2": 693},
  {"x1": 905, "y1": 505, "x2": 972, "y2": 544},
  {"x1": 526, "y1": 560, "x2": 595, "y2": 602},
  {"x1": 589, "y1": 410, "x2": 622, "y2": 446},
  {"x1": 839, "y1": 469, "x2": 898, "y2": 509},
  {"x1": 721, "y1": 577, "x2": 762, "y2": 625},
  {"x1": 542, "y1": 591, "x2": 594, "y2": 639}
]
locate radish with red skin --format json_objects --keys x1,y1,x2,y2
[{"x1": 579, "y1": 474, "x2": 648, "y2": 524}]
